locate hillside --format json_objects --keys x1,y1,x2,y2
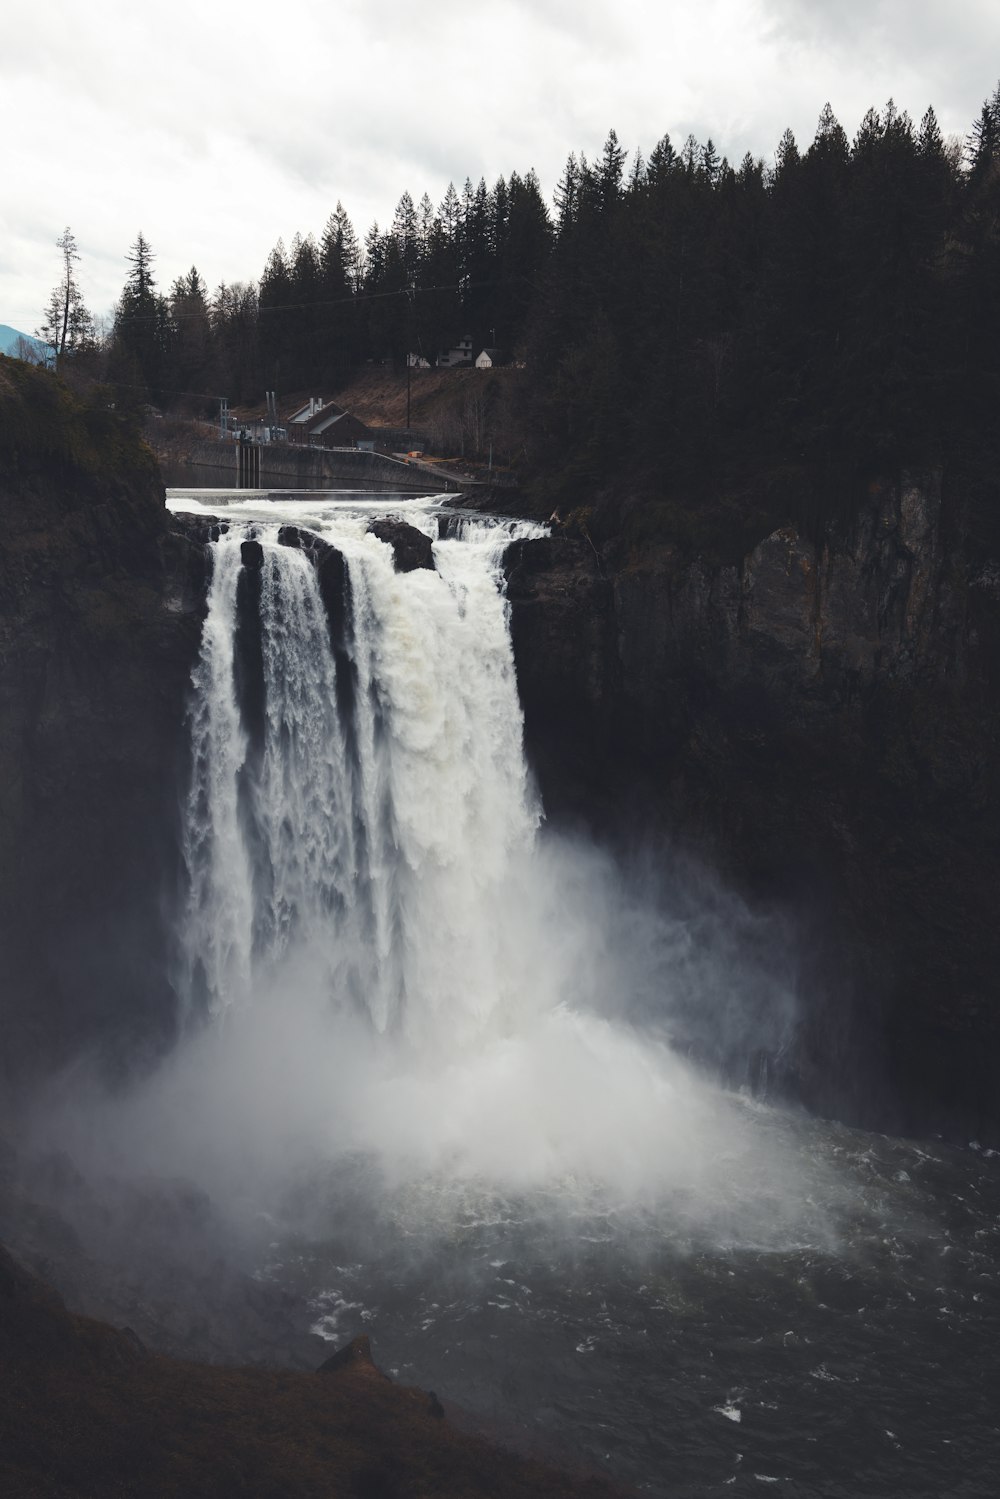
[
  {"x1": 0, "y1": 323, "x2": 50, "y2": 362},
  {"x1": 0, "y1": 1243, "x2": 624, "y2": 1499}
]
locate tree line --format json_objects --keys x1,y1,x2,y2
[{"x1": 37, "y1": 82, "x2": 1000, "y2": 531}]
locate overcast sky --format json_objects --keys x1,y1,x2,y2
[{"x1": 2, "y1": 0, "x2": 998, "y2": 337}]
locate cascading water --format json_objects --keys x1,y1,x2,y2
[{"x1": 177, "y1": 511, "x2": 543, "y2": 1044}]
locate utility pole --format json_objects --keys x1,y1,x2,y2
[{"x1": 406, "y1": 287, "x2": 414, "y2": 431}]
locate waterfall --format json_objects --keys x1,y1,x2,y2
[
  {"x1": 164, "y1": 496, "x2": 808, "y2": 1214},
  {"x1": 177, "y1": 512, "x2": 541, "y2": 1038}
]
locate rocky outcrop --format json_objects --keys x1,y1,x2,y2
[
  {"x1": 0, "y1": 360, "x2": 204, "y2": 1081},
  {"x1": 368, "y1": 517, "x2": 435, "y2": 572},
  {"x1": 0, "y1": 1240, "x2": 622, "y2": 1499},
  {"x1": 507, "y1": 474, "x2": 1000, "y2": 1139}
]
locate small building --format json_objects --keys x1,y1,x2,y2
[
  {"x1": 287, "y1": 396, "x2": 326, "y2": 429},
  {"x1": 475, "y1": 347, "x2": 507, "y2": 369},
  {"x1": 437, "y1": 335, "x2": 473, "y2": 369},
  {"x1": 299, "y1": 405, "x2": 373, "y2": 449},
  {"x1": 407, "y1": 352, "x2": 431, "y2": 369}
]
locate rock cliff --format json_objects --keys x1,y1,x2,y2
[
  {"x1": 0, "y1": 359, "x2": 204, "y2": 1082},
  {"x1": 506, "y1": 474, "x2": 1000, "y2": 1138}
]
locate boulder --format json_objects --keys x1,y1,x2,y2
[
  {"x1": 240, "y1": 538, "x2": 264, "y2": 569},
  {"x1": 367, "y1": 518, "x2": 434, "y2": 572}
]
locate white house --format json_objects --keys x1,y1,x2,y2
[
  {"x1": 437, "y1": 335, "x2": 474, "y2": 368},
  {"x1": 475, "y1": 347, "x2": 506, "y2": 369}
]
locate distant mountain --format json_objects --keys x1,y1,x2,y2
[{"x1": 0, "y1": 324, "x2": 53, "y2": 364}]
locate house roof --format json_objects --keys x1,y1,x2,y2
[
  {"x1": 305, "y1": 407, "x2": 370, "y2": 437},
  {"x1": 288, "y1": 398, "x2": 344, "y2": 424}
]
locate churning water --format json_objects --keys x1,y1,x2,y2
[{"x1": 38, "y1": 491, "x2": 1000, "y2": 1496}]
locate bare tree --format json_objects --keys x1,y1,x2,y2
[{"x1": 13, "y1": 335, "x2": 48, "y2": 367}]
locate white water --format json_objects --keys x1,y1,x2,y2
[{"x1": 176, "y1": 504, "x2": 543, "y2": 1044}]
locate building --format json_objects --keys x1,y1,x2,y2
[
  {"x1": 286, "y1": 399, "x2": 373, "y2": 449},
  {"x1": 475, "y1": 348, "x2": 507, "y2": 369},
  {"x1": 437, "y1": 335, "x2": 474, "y2": 368},
  {"x1": 287, "y1": 397, "x2": 327, "y2": 430}
]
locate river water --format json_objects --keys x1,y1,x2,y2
[{"x1": 67, "y1": 488, "x2": 1000, "y2": 1495}]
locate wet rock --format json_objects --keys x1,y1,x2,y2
[
  {"x1": 367, "y1": 518, "x2": 434, "y2": 572},
  {"x1": 277, "y1": 524, "x2": 308, "y2": 551},
  {"x1": 167, "y1": 511, "x2": 225, "y2": 545},
  {"x1": 240, "y1": 538, "x2": 264, "y2": 570}
]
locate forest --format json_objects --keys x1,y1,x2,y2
[{"x1": 38, "y1": 84, "x2": 1000, "y2": 540}]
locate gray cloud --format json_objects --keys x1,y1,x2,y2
[{"x1": 1, "y1": 0, "x2": 997, "y2": 336}]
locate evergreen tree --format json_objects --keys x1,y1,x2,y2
[
  {"x1": 319, "y1": 202, "x2": 362, "y2": 385},
  {"x1": 211, "y1": 281, "x2": 260, "y2": 404},
  {"x1": 258, "y1": 238, "x2": 294, "y2": 390},
  {"x1": 439, "y1": 183, "x2": 461, "y2": 242},
  {"x1": 597, "y1": 129, "x2": 628, "y2": 208},
  {"x1": 965, "y1": 83, "x2": 1000, "y2": 179},
  {"x1": 110, "y1": 232, "x2": 169, "y2": 401},
  {"x1": 553, "y1": 154, "x2": 580, "y2": 232},
  {"x1": 288, "y1": 232, "x2": 322, "y2": 385},
  {"x1": 166, "y1": 266, "x2": 214, "y2": 407},
  {"x1": 392, "y1": 191, "x2": 420, "y2": 286},
  {"x1": 37, "y1": 227, "x2": 96, "y2": 362},
  {"x1": 646, "y1": 134, "x2": 677, "y2": 186}
]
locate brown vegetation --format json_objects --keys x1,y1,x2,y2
[{"x1": 0, "y1": 1245, "x2": 627, "y2": 1499}]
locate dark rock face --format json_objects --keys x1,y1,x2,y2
[
  {"x1": 507, "y1": 475, "x2": 1000, "y2": 1140},
  {"x1": 367, "y1": 517, "x2": 435, "y2": 572},
  {"x1": 0, "y1": 388, "x2": 205, "y2": 1081}
]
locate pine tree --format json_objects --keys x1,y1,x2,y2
[
  {"x1": 110, "y1": 232, "x2": 169, "y2": 401},
  {"x1": 289, "y1": 233, "x2": 322, "y2": 384},
  {"x1": 211, "y1": 281, "x2": 260, "y2": 403},
  {"x1": 965, "y1": 83, "x2": 1000, "y2": 177},
  {"x1": 258, "y1": 238, "x2": 293, "y2": 389},
  {"x1": 700, "y1": 139, "x2": 721, "y2": 185},
  {"x1": 439, "y1": 183, "x2": 460, "y2": 242},
  {"x1": 392, "y1": 191, "x2": 420, "y2": 286},
  {"x1": 37, "y1": 227, "x2": 96, "y2": 361},
  {"x1": 646, "y1": 134, "x2": 677, "y2": 187},
  {"x1": 552, "y1": 155, "x2": 579, "y2": 232},
  {"x1": 166, "y1": 266, "x2": 214, "y2": 407},
  {"x1": 597, "y1": 129, "x2": 627, "y2": 208},
  {"x1": 319, "y1": 202, "x2": 362, "y2": 385}
]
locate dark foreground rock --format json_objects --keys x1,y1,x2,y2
[
  {"x1": 0, "y1": 1242, "x2": 624, "y2": 1499},
  {"x1": 507, "y1": 474, "x2": 1000, "y2": 1140}
]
